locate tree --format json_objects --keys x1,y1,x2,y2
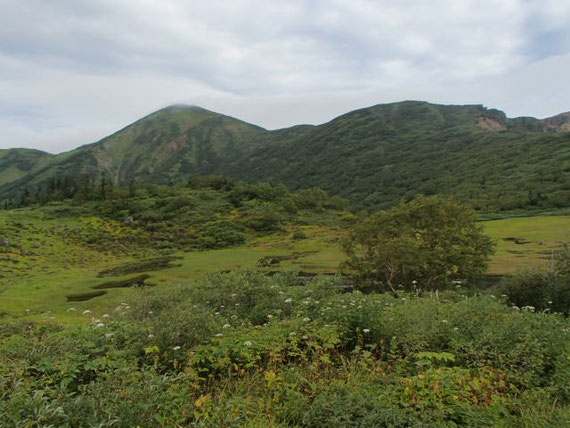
[{"x1": 341, "y1": 196, "x2": 494, "y2": 293}]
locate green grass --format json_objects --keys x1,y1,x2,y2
[
  {"x1": 0, "y1": 209, "x2": 339, "y2": 323},
  {"x1": 2, "y1": 208, "x2": 568, "y2": 324},
  {"x1": 484, "y1": 215, "x2": 570, "y2": 274}
]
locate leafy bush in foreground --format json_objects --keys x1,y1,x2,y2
[
  {"x1": 1, "y1": 270, "x2": 568, "y2": 427},
  {"x1": 502, "y1": 245, "x2": 570, "y2": 315}
]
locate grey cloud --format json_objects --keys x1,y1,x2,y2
[{"x1": 0, "y1": 0, "x2": 568, "y2": 153}]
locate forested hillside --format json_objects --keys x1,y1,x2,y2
[{"x1": 2, "y1": 101, "x2": 569, "y2": 212}]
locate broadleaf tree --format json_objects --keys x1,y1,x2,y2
[{"x1": 341, "y1": 195, "x2": 495, "y2": 293}]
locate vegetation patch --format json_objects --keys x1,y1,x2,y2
[
  {"x1": 92, "y1": 274, "x2": 153, "y2": 290},
  {"x1": 66, "y1": 290, "x2": 107, "y2": 302},
  {"x1": 257, "y1": 251, "x2": 319, "y2": 267},
  {"x1": 2, "y1": 270, "x2": 568, "y2": 427},
  {"x1": 503, "y1": 236, "x2": 530, "y2": 244},
  {"x1": 96, "y1": 256, "x2": 182, "y2": 277}
]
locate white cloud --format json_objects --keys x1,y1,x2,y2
[{"x1": 0, "y1": 0, "x2": 568, "y2": 153}]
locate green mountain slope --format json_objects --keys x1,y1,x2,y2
[
  {"x1": 0, "y1": 105, "x2": 265, "y2": 198},
  {"x1": 1, "y1": 101, "x2": 569, "y2": 212},
  {"x1": 225, "y1": 102, "x2": 570, "y2": 211},
  {"x1": 0, "y1": 148, "x2": 53, "y2": 187}
]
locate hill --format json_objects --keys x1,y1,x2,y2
[
  {"x1": 1, "y1": 101, "x2": 569, "y2": 212},
  {"x1": 0, "y1": 148, "x2": 53, "y2": 187},
  {"x1": 0, "y1": 106, "x2": 265, "y2": 201},
  {"x1": 227, "y1": 102, "x2": 570, "y2": 211}
]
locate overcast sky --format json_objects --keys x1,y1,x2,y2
[{"x1": 1, "y1": 0, "x2": 569, "y2": 153}]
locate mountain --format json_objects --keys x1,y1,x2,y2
[
  {"x1": 541, "y1": 112, "x2": 570, "y2": 132},
  {"x1": 1, "y1": 101, "x2": 569, "y2": 212},
  {"x1": 224, "y1": 102, "x2": 570, "y2": 211},
  {"x1": 0, "y1": 105, "x2": 265, "y2": 199},
  {"x1": 0, "y1": 148, "x2": 53, "y2": 187}
]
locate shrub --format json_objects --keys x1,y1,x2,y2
[
  {"x1": 239, "y1": 201, "x2": 283, "y2": 231},
  {"x1": 292, "y1": 231, "x2": 308, "y2": 240},
  {"x1": 341, "y1": 195, "x2": 495, "y2": 293},
  {"x1": 502, "y1": 269, "x2": 570, "y2": 315},
  {"x1": 1, "y1": 270, "x2": 569, "y2": 426},
  {"x1": 196, "y1": 220, "x2": 246, "y2": 249},
  {"x1": 295, "y1": 188, "x2": 329, "y2": 211}
]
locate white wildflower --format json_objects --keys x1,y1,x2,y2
[
  {"x1": 172, "y1": 346, "x2": 181, "y2": 351},
  {"x1": 302, "y1": 317, "x2": 311, "y2": 322},
  {"x1": 214, "y1": 333, "x2": 223, "y2": 337},
  {"x1": 284, "y1": 298, "x2": 292, "y2": 303},
  {"x1": 362, "y1": 329, "x2": 370, "y2": 333},
  {"x1": 223, "y1": 324, "x2": 231, "y2": 329},
  {"x1": 243, "y1": 341, "x2": 253, "y2": 347},
  {"x1": 96, "y1": 323, "x2": 105, "y2": 328}
]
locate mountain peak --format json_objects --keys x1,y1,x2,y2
[{"x1": 159, "y1": 104, "x2": 205, "y2": 112}]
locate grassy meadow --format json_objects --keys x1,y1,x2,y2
[
  {"x1": 1, "y1": 203, "x2": 568, "y2": 324},
  {"x1": 1, "y1": 183, "x2": 569, "y2": 427},
  {"x1": 484, "y1": 215, "x2": 570, "y2": 274}
]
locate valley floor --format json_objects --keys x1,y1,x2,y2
[{"x1": 1, "y1": 209, "x2": 568, "y2": 324}]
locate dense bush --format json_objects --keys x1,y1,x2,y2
[
  {"x1": 502, "y1": 270, "x2": 570, "y2": 315},
  {"x1": 195, "y1": 220, "x2": 246, "y2": 249},
  {"x1": 342, "y1": 196, "x2": 495, "y2": 293},
  {"x1": 502, "y1": 244, "x2": 570, "y2": 315},
  {"x1": 1, "y1": 270, "x2": 569, "y2": 426},
  {"x1": 10, "y1": 180, "x2": 347, "y2": 254},
  {"x1": 239, "y1": 201, "x2": 284, "y2": 231}
]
